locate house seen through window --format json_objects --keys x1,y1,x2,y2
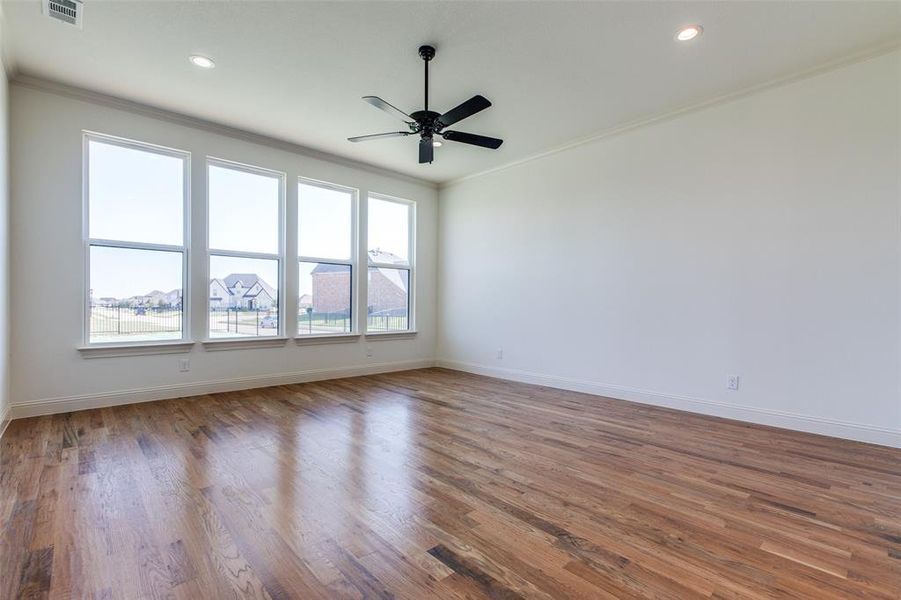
[
  {"x1": 85, "y1": 135, "x2": 188, "y2": 344},
  {"x1": 298, "y1": 180, "x2": 355, "y2": 335},
  {"x1": 367, "y1": 195, "x2": 413, "y2": 332},
  {"x1": 207, "y1": 161, "x2": 283, "y2": 338}
]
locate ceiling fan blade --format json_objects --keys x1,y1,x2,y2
[
  {"x1": 362, "y1": 96, "x2": 414, "y2": 123},
  {"x1": 437, "y1": 95, "x2": 492, "y2": 128},
  {"x1": 419, "y1": 137, "x2": 434, "y2": 164},
  {"x1": 348, "y1": 131, "x2": 412, "y2": 142},
  {"x1": 441, "y1": 130, "x2": 503, "y2": 149}
]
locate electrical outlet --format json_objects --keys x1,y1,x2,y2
[
  {"x1": 496, "y1": 348, "x2": 503, "y2": 359},
  {"x1": 366, "y1": 346, "x2": 373, "y2": 358},
  {"x1": 178, "y1": 358, "x2": 190, "y2": 372},
  {"x1": 727, "y1": 375, "x2": 740, "y2": 390}
]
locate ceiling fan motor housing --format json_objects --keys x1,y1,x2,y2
[
  {"x1": 410, "y1": 110, "x2": 442, "y2": 139},
  {"x1": 418, "y1": 45, "x2": 436, "y2": 61}
]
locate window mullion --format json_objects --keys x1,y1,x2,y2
[{"x1": 88, "y1": 239, "x2": 185, "y2": 253}]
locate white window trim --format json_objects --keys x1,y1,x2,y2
[
  {"x1": 365, "y1": 192, "x2": 416, "y2": 334},
  {"x1": 201, "y1": 337, "x2": 289, "y2": 351},
  {"x1": 78, "y1": 340, "x2": 195, "y2": 358},
  {"x1": 82, "y1": 131, "x2": 192, "y2": 348},
  {"x1": 297, "y1": 177, "x2": 359, "y2": 339},
  {"x1": 205, "y1": 157, "x2": 286, "y2": 342}
]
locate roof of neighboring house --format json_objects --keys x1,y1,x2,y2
[
  {"x1": 211, "y1": 274, "x2": 277, "y2": 299},
  {"x1": 368, "y1": 248, "x2": 407, "y2": 265},
  {"x1": 374, "y1": 267, "x2": 408, "y2": 293},
  {"x1": 223, "y1": 273, "x2": 263, "y2": 288},
  {"x1": 243, "y1": 287, "x2": 274, "y2": 299},
  {"x1": 310, "y1": 249, "x2": 405, "y2": 275},
  {"x1": 299, "y1": 294, "x2": 312, "y2": 306},
  {"x1": 310, "y1": 263, "x2": 350, "y2": 274}
]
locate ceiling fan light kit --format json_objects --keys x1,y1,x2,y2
[{"x1": 348, "y1": 44, "x2": 503, "y2": 165}]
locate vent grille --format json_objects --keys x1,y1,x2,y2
[{"x1": 43, "y1": 0, "x2": 83, "y2": 28}]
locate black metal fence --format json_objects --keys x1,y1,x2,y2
[
  {"x1": 297, "y1": 310, "x2": 352, "y2": 335},
  {"x1": 209, "y1": 307, "x2": 279, "y2": 337},
  {"x1": 90, "y1": 304, "x2": 408, "y2": 339},
  {"x1": 90, "y1": 304, "x2": 182, "y2": 338},
  {"x1": 366, "y1": 310, "x2": 409, "y2": 333},
  {"x1": 294, "y1": 310, "x2": 408, "y2": 334}
]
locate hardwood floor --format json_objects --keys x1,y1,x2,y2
[{"x1": 1, "y1": 368, "x2": 899, "y2": 599}]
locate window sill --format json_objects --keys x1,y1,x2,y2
[
  {"x1": 365, "y1": 331, "x2": 417, "y2": 340},
  {"x1": 202, "y1": 337, "x2": 289, "y2": 351},
  {"x1": 78, "y1": 341, "x2": 195, "y2": 359},
  {"x1": 294, "y1": 333, "x2": 360, "y2": 345}
]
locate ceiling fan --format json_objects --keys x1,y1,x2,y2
[{"x1": 348, "y1": 45, "x2": 503, "y2": 164}]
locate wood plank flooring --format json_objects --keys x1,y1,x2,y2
[{"x1": 2, "y1": 367, "x2": 900, "y2": 599}]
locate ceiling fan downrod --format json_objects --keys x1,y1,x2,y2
[{"x1": 420, "y1": 44, "x2": 435, "y2": 113}]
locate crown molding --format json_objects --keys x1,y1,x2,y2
[
  {"x1": 440, "y1": 39, "x2": 901, "y2": 189},
  {"x1": 11, "y1": 74, "x2": 438, "y2": 189}
]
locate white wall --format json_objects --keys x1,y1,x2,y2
[
  {"x1": 438, "y1": 50, "x2": 901, "y2": 447},
  {"x1": 0, "y1": 26, "x2": 9, "y2": 434},
  {"x1": 9, "y1": 82, "x2": 437, "y2": 417}
]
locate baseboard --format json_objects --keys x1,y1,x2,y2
[
  {"x1": 9, "y1": 359, "x2": 435, "y2": 419},
  {"x1": 0, "y1": 403, "x2": 9, "y2": 440},
  {"x1": 436, "y1": 359, "x2": 901, "y2": 449}
]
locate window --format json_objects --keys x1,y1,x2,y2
[
  {"x1": 298, "y1": 180, "x2": 356, "y2": 335},
  {"x1": 367, "y1": 194, "x2": 414, "y2": 332},
  {"x1": 85, "y1": 134, "x2": 189, "y2": 344},
  {"x1": 207, "y1": 160, "x2": 283, "y2": 338}
]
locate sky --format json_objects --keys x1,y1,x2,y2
[
  {"x1": 88, "y1": 140, "x2": 183, "y2": 246},
  {"x1": 89, "y1": 140, "x2": 410, "y2": 300},
  {"x1": 90, "y1": 246, "x2": 182, "y2": 299},
  {"x1": 209, "y1": 164, "x2": 279, "y2": 254},
  {"x1": 299, "y1": 183, "x2": 352, "y2": 260},
  {"x1": 367, "y1": 197, "x2": 409, "y2": 261}
]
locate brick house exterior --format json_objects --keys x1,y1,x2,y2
[
  {"x1": 365, "y1": 268, "x2": 408, "y2": 315},
  {"x1": 310, "y1": 250, "x2": 407, "y2": 315},
  {"x1": 310, "y1": 266, "x2": 351, "y2": 313}
]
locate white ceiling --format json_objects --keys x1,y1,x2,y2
[{"x1": 4, "y1": 1, "x2": 899, "y2": 183}]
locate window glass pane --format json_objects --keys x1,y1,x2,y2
[
  {"x1": 298, "y1": 262, "x2": 351, "y2": 335},
  {"x1": 89, "y1": 246, "x2": 183, "y2": 343},
  {"x1": 299, "y1": 183, "x2": 352, "y2": 260},
  {"x1": 88, "y1": 140, "x2": 184, "y2": 245},
  {"x1": 209, "y1": 164, "x2": 280, "y2": 254},
  {"x1": 367, "y1": 197, "x2": 409, "y2": 264},
  {"x1": 209, "y1": 255, "x2": 279, "y2": 338},
  {"x1": 367, "y1": 267, "x2": 409, "y2": 332}
]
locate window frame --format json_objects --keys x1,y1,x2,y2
[
  {"x1": 205, "y1": 157, "x2": 286, "y2": 341},
  {"x1": 365, "y1": 192, "x2": 416, "y2": 334},
  {"x1": 297, "y1": 177, "x2": 359, "y2": 338},
  {"x1": 82, "y1": 131, "x2": 192, "y2": 347}
]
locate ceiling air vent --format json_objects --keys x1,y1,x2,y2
[{"x1": 42, "y1": 0, "x2": 84, "y2": 29}]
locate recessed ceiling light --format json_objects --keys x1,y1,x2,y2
[
  {"x1": 675, "y1": 25, "x2": 703, "y2": 42},
  {"x1": 433, "y1": 140, "x2": 443, "y2": 148},
  {"x1": 189, "y1": 55, "x2": 215, "y2": 69}
]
